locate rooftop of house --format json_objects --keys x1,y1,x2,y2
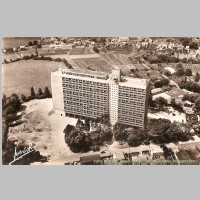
[
  {"x1": 113, "y1": 151, "x2": 125, "y2": 160},
  {"x1": 80, "y1": 154, "x2": 101, "y2": 164},
  {"x1": 164, "y1": 66, "x2": 176, "y2": 74}
]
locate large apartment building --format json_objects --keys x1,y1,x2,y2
[{"x1": 51, "y1": 67, "x2": 150, "y2": 128}]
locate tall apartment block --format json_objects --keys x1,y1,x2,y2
[{"x1": 51, "y1": 67, "x2": 150, "y2": 128}]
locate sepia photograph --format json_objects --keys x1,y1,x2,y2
[{"x1": 2, "y1": 37, "x2": 200, "y2": 165}]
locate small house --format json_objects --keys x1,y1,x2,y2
[
  {"x1": 80, "y1": 154, "x2": 101, "y2": 165},
  {"x1": 113, "y1": 151, "x2": 125, "y2": 160}
]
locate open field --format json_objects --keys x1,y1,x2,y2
[
  {"x1": 100, "y1": 53, "x2": 133, "y2": 66},
  {"x1": 73, "y1": 57, "x2": 113, "y2": 72},
  {"x1": 2, "y1": 60, "x2": 65, "y2": 97},
  {"x1": 3, "y1": 37, "x2": 41, "y2": 49},
  {"x1": 69, "y1": 47, "x2": 86, "y2": 55},
  {"x1": 39, "y1": 47, "x2": 70, "y2": 56}
]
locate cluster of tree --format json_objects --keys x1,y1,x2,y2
[
  {"x1": 113, "y1": 123, "x2": 147, "y2": 147},
  {"x1": 2, "y1": 94, "x2": 21, "y2": 116},
  {"x1": 3, "y1": 54, "x2": 38, "y2": 64},
  {"x1": 64, "y1": 117, "x2": 113, "y2": 153},
  {"x1": 179, "y1": 38, "x2": 199, "y2": 50},
  {"x1": 179, "y1": 78, "x2": 200, "y2": 93},
  {"x1": 28, "y1": 40, "x2": 42, "y2": 48},
  {"x1": 33, "y1": 56, "x2": 73, "y2": 68},
  {"x1": 180, "y1": 57, "x2": 200, "y2": 64},
  {"x1": 189, "y1": 41, "x2": 199, "y2": 50},
  {"x1": 175, "y1": 65, "x2": 192, "y2": 77},
  {"x1": 144, "y1": 54, "x2": 179, "y2": 64},
  {"x1": 146, "y1": 118, "x2": 192, "y2": 144},
  {"x1": 179, "y1": 38, "x2": 192, "y2": 47},
  {"x1": 2, "y1": 94, "x2": 22, "y2": 148},
  {"x1": 21, "y1": 87, "x2": 52, "y2": 102},
  {"x1": 114, "y1": 118, "x2": 192, "y2": 146},
  {"x1": 182, "y1": 93, "x2": 200, "y2": 112},
  {"x1": 182, "y1": 93, "x2": 200, "y2": 103},
  {"x1": 154, "y1": 77, "x2": 169, "y2": 88}
]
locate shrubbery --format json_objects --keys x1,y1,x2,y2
[
  {"x1": 179, "y1": 79, "x2": 200, "y2": 93},
  {"x1": 154, "y1": 77, "x2": 169, "y2": 88}
]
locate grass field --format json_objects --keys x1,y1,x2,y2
[{"x1": 2, "y1": 60, "x2": 65, "y2": 97}]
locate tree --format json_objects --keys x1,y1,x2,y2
[
  {"x1": 176, "y1": 63, "x2": 183, "y2": 69},
  {"x1": 93, "y1": 46, "x2": 99, "y2": 53},
  {"x1": 176, "y1": 67, "x2": 185, "y2": 76},
  {"x1": 101, "y1": 128, "x2": 112, "y2": 142},
  {"x1": 161, "y1": 78, "x2": 169, "y2": 86},
  {"x1": 33, "y1": 40, "x2": 38, "y2": 46},
  {"x1": 44, "y1": 87, "x2": 51, "y2": 97},
  {"x1": 194, "y1": 97, "x2": 200, "y2": 111},
  {"x1": 179, "y1": 38, "x2": 192, "y2": 47},
  {"x1": 189, "y1": 41, "x2": 199, "y2": 50},
  {"x1": 37, "y1": 44, "x2": 42, "y2": 49},
  {"x1": 31, "y1": 87, "x2": 35, "y2": 98},
  {"x1": 28, "y1": 41, "x2": 33, "y2": 46},
  {"x1": 63, "y1": 124, "x2": 74, "y2": 134},
  {"x1": 21, "y1": 94, "x2": 27, "y2": 102},
  {"x1": 154, "y1": 97, "x2": 168, "y2": 109},
  {"x1": 37, "y1": 88, "x2": 42, "y2": 96},
  {"x1": 7, "y1": 94, "x2": 21, "y2": 111},
  {"x1": 185, "y1": 68, "x2": 192, "y2": 76},
  {"x1": 171, "y1": 98, "x2": 183, "y2": 112},
  {"x1": 195, "y1": 72, "x2": 200, "y2": 82},
  {"x1": 171, "y1": 98, "x2": 176, "y2": 107},
  {"x1": 2, "y1": 94, "x2": 7, "y2": 110},
  {"x1": 127, "y1": 134, "x2": 141, "y2": 147},
  {"x1": 164, "y1": 70, "x2": 171, "y2": 76},
  {"x1": 149, "y1": 91, "x2": 155, "y2": 107},
  {"x1": 154, "y1": 80, "x2": 163, "y2": 88}
]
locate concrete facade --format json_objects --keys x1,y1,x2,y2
[{"x1": 51, "y1": 67, "x2": 150, "y2": 128}]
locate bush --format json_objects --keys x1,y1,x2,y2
[
  {"x1": 189, "y1": 41, "x2": 199, "y2": 50},
  {"x1": 185, "y1": 68, "x2": 192, "y2": 76}
]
